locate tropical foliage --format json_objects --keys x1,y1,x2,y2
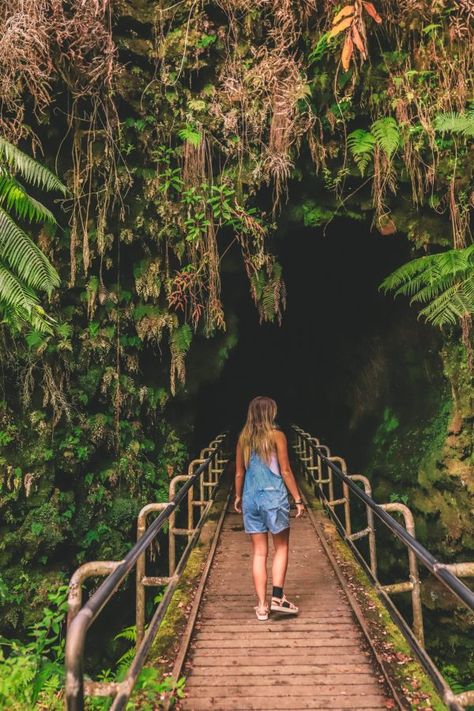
[
  {"x1": 0, "y1": 594, "x2": 185, "y2": 710},
  {"x1": 0, "y1": 0, "x2": 472, "y2": 704},
  {"x1": 0, "y1": 138, "x2": 66, "y2": 332},
  {"x1": 381, "y1": 245, "x2": 474, "y2": 327}
]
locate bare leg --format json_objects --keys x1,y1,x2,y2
[
  {"x1": 250, "y1": 532, "x2": 268, "y2": 606},
  {"x1": 271, "y1": 527, "x2": 290, "y2": 588}
]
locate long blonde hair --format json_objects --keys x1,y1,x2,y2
[{"x1": 239, "y1": 396, "x2": 277, "y2": 467}]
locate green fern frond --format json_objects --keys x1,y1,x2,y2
[
  {"x1": 394, "y1": 265, "x2": 442, "y2": 299},
  {"x1": 116, "y1": 646, "x2": 136, "y2": 673},
  {"x1": 0, "y1": 295, "x2": 56, "y2": 335},
  {"x1": 381, "y1": 245, "x2": 474, "y2": 328},
  {"x1": 0, "y1": 260, "x2": 39, "y2": 314},
  {"x1": 436, "y1": 244, "x2": 474, "y2": 273},
  {"x1": 371, "y1": 117, "x2": 400, "y2": 158},
  {"x1": 0, "y1": 137, "x2": 68, "y2": 195},
  {"x1": 434, "y1": 111, "x2": 474, "y2": 137},
  {"x1": 0, "y1": 207, "x2": 60, "y2": 293},
  {"x1": 347, "y1": 129, "x2": 376, "y2": 175},
  {"x1": 0, "y1": 172, "x2": 55, "y2": 224},
  {"x1": 31, "y1": 660, "x2": 62, "y2": 703},
  {"x1": 381, "y1": 255, "x2": 430, "y2": 293},
  {"x1": 114, "y1": 625, "x2": 137, "y2": 643},
  {"x1": 418, "y1": 280, "x2": 473, "y2": 326},
  {"x1": 178, "y1": 127, "x2": 202, "y2": 146},
  {"x1": 170, "y1": 323, "x2": 193, "y2": 354}
]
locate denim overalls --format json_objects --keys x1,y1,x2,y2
[{"x1": 242, "y1": 452, "x2": 290, "y2": 534}]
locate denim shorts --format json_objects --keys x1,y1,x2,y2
[{"x1": 242, "y1": 486, "x2": 290, "y2": 535}]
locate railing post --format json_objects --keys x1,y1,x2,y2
[
  {"x1": 327, "y1": 456, "x2": 352, "y2": 537},
  {"x1": 319, "y1": 444, "x2": 331, "y2": 500},
  {"x1": 349, "y1": 474, "x2": 377, "y2": 579},
  {"x1": 169, "y1": 475, "x2": 193, "y2": 576},
  {"x1": 309, "y1": 437, "x2": 320, "y2": 484},
  {"x1": 380, "y1": 503, "x2": 424, "y2": 647},
  {"x1": 136, "y1": 503, "x2": 169, "y2": 648},
  {"x1": 68, "y1": 561, "x2": 123, "y2": 628},
  {"x1": 66, "y1": 561, "x2": 124, "y2": 711}
]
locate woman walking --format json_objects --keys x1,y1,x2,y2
[{"x1": 234, "y1": 396, "x2": 305, "y2": 621}]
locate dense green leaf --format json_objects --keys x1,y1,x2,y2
[
  {"x1": 0, "y1": 207, "x2": 59, "y2": 293},
  {"x1": 0, "y1": 259, "x2": 39, "y2": 314},
  {"x1": 0, "y1": 137, "x2": 67, "y2": 196},
  {"x1": 0, "y1": 172, "x2": 55, "y2": 224}
]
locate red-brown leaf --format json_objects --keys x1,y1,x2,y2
[
  {"x1": 328, "y1": 15, "x2": 354, "y2": 38},
  {"x1": 363, "y1": 1, "x2": 382, "y2": 23},
  {"x1": 333, "y1": 5, "x2": 355, "y2": 25},
  {"x1": 341, "y1": 34, "x2": 354, "y2": 71},
  {"x1": 352, "y1": 25, "x2": 367, "y2": 57}
]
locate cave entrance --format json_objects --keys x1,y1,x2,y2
[{"x1": 190, "y1": 214, "x2": 419, "y2": 463}]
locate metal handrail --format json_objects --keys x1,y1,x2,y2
[
  {"x1": 292, "y1": 425, "x2": 474, "y2": 711},
  {"x1": 65, "y1": 434, "x2": 227, "y2": 711},
  {"x1": 314, "y1": 443, "x2": 474, "y2": 613}
]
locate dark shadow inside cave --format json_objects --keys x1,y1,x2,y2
[{"x1": 188, "y1": 214, "x2": 439, "y2": 467}]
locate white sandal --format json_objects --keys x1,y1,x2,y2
[
  {"x1": 270, "y1": 594, "x2": 299, "y2": 615},
  {"x1": 255, "y1": 602, "x2": 269, "y2": 621}
]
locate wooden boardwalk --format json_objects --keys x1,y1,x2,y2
[{"x1": 179, "y1": 504, "x2": 392, "y2": 710}]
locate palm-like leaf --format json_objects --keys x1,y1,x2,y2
[
  {"x1": 381, "y1": 245, "x2": 474, "y2": 328},
  {"x1": 0, "y1": 137, "x2": 68, "y2": 196},
  {"x1": 0, "y1": 138, "x2": 64, "y2": 332},
  {"x1": 0, "y1": 299, "x2": 56, "y2": 334},
  {"x1": 0, "y1": 260, "x2": 39, "y2": 313},
  {"x1": 0, "y1": 171, "x2": 55, "y2": 224},
  {"x1": 0, "y1": 208, "x2": 60, "y2": 294},
  {"x1": 0, "y1": 262, "x2": 55, "y2": 334}
]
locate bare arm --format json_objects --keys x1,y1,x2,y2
[
  {"x1": 274, "y1": 431, "x2": 303, "y2": 511},
  {"x1": 234, "y1": 440, "x2": 245, "y2": 512}
]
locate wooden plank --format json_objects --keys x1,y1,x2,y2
[
  {"x1": 187, "y1": 665, "x2": 374, "y2": 676},
  {"x1": 184, "y1": 683, "x2": 383, "y2": 695},
  {"x1": 194, "y1": 622, "x2": 355, "y2": 631},
  {"x1": 179, "y1": 695, "x2": 387, "y2": 710},
  {"x1": 197, "y1": 612, "x2": 354, "y2": 621},
  {"x1": 181, "y1": 681, "x2": 383, "y2": 708},
  {"x1": 186, "y1": 674, "x2": 383, "y2": 687},
  {"x1": 191, "y1": 645, "x2": 369, "y2": 666},
  {"x1": 192, "y1": 638, "x2": 362, "y2": 649},
  {"x1": 189, "y1": 653, "x2": 371, "y2": 666},
  {"x1": 189, "y1": 652, "x2": 372, "y2": 674},
  {"x1": 194, "y1": 633, "x2": 361, "y2": 643}
]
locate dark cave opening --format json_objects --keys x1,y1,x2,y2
[{"x1": 189, "y1": 214, "x2": 436, "y2": 466}]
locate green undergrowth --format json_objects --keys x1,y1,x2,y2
[{"x1": 0, "y1": 473, "x2": 231, "y2": 710}]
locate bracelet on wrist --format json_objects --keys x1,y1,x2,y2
[{"x1": 295, "y1": 499, "x2": 303, "y2": 505}]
